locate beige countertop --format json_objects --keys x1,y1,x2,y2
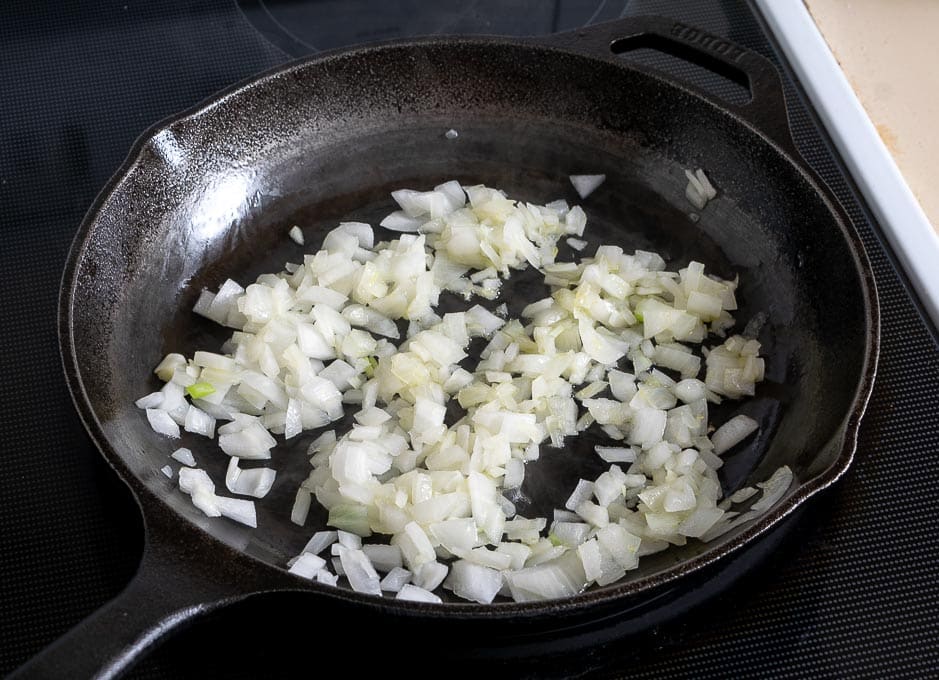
[{"x1": 805, "y1": 0, "x2": 938, "y2": 232}]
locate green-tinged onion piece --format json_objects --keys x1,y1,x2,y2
[{"x1": 186, "y1": 382, "x2": 216, "y2": 399}]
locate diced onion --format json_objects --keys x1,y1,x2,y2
[
  {"x1": 288, "y1": 553, "x2": 326, "y2": 579},
  {"x1": 291, "y1": 488, "x2": 311, "y2": 525},
  {"x1": 140, "y1": 178, "x2": 774, "y2": 605},
  {"x1": 443, "y1": 560, "x2": 503, "y2": 604},
  {"x1": 337, "y1": 546, "x2": 381, "y2": 595},
  {"x1": 711, "y1": 414, "x2": 759, "y2": 455},
  {"x1": 595, "y1": 446, "x2": 636, "y2": 464},
  {"x1": 135, "y1": 392, "x2": 163, "y2": 409},
  {"x1": 146, "y1": 409, "x2": 180, "y2": 438},
  {"x1": 396, "y1": 583, "x2": 442, "y2": 603},
  {"x1": 170, "y1": 448, "x2": 196, "y2": 467},
  {"x1": 301, "y1": 531, "x2": 338, "y2": 555},
  {"x1": 569, "y1": 174, "x2": 606, "y2": 199},
  {"x1": 380, "y1": 566, "x2": 413, "y2": 592}
]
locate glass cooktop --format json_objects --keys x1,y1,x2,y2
[
  {"x1": 239, "y1": 0, "x2": 631, "y2": 55},
  {"x1": 2, "y1": 1, "x2": 938, "y2": 678}
]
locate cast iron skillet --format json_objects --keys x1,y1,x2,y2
[{"x1": 19, "y1": 16, "x2": 878, "y2": 679}]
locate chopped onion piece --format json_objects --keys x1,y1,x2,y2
[
  {"x1": 168, "y1": 448, "x2": 194, "y2": 467},
  {"x1": 288, "y1": 553, "x2": 326, "y2": 579},
  {"x1": 146, "y1": 409, "x2": 180, "y2": 438},
  {"x1": 413, "y1": 561, "x2": 449, "y2": 592},
  {"x1": 695, "y1": 168, "x2": 717, "y2": 199},
  {"x1": 711, "y1": 415, "x2": 759, "y2": 455},
  {"x1": 685, "y1": 169, "x2": 710, "y2": 210},
  {"x1": 569, "y1": 174, "x2": 606, "y2": 199},
  {"x1": 154, "y1": 353, "x2": 186, "y2": 382},
  {"x1": 503, "y1": 458, "x2": 525, "y2": 489},
  {"x1": 184, "y1": 405, "x2": 216, "y2": 438},
  {"x1": 729, "y1": 486, "x2": 758, "y2": 503},
  {"x1": 291, "y1": 488, "x2": 311, "y2": 526},
  {"x1": 301, "y1": 531, "x2": 338, "y2": 555},
  {"x1": 551, "y1": 521, "x2": 590, "y2": 548},
  {"x1": 179, "y1": 467, "x2": 214, "y2": 495},
  {"x1": 564, "y1": 480, "x2": 595, "y2": 512},
  {"x1": 315, "y1": 570, "x2": 339, "y2": 586},
  {"x1": 190, "y1": 488, "x2": 221, "y2": 517},
  {"x1": 380, "y1": 566, "x2": 413, "y2": 592},
  {"x1": 504, "y1": 551, "x2": 586, "y2": 602},
  {"x1": 215, "y1": 496, "x2": 257, "y2": 527},
  {"x1": 397, "y1": 583, "x2": 442, "y2": 603},
  {"x1": 338, "y1": 530, "x2": 363, "y2": 549},
  {"x1": 362, "y1": 544, "x2": 403, "y2": 572},
  {"x1": 135, "y1": 392, "x2": 163, "y2": 409},
  {"x1": 443, "y1": 560, "x2": 503, "y2": 604},
  {"x1": 225, "y1": 460, "x2": 276, "y2": 499},
  {"x1": 595, "y1": 446, "x2": 636, "y2": 464},
  {"x1": 465, "y1": 305, "x2": 505, "y2": 337},
  {"x1": 337, "y1": 546, "x2": 381, "y2": 595},
  {"x1": 751, "y1": 466, "x2": 793, "y2": 513}
]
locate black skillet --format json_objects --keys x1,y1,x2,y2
[{"x1": 17, "y1": 15, "x2": 878, "y2": 679}]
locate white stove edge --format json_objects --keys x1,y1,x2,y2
[{"x1": 754, "y1": 0, "x2": 939, "y2": 332}]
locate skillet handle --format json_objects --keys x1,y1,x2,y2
[
  {"x1": 545, "y1": 15, "x2": 798, "y2": 156},
  {"x1": 9, "y1": 509, "x2": 258, "y2": 680}
]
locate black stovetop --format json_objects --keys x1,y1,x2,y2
[{"x1": 3, "y1": 1, "x2": 939, "y2": 677}]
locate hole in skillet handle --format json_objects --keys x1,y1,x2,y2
[
  {"x1": 610, "y1": 33, "x2": 752, "y2": 106},
  {"x1": 546, "y1": 16, "x2": 798, "y2": 157}
]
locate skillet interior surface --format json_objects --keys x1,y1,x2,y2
[{"x1": 64, "y1": 38, "x2": 874, "y2": 609}]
